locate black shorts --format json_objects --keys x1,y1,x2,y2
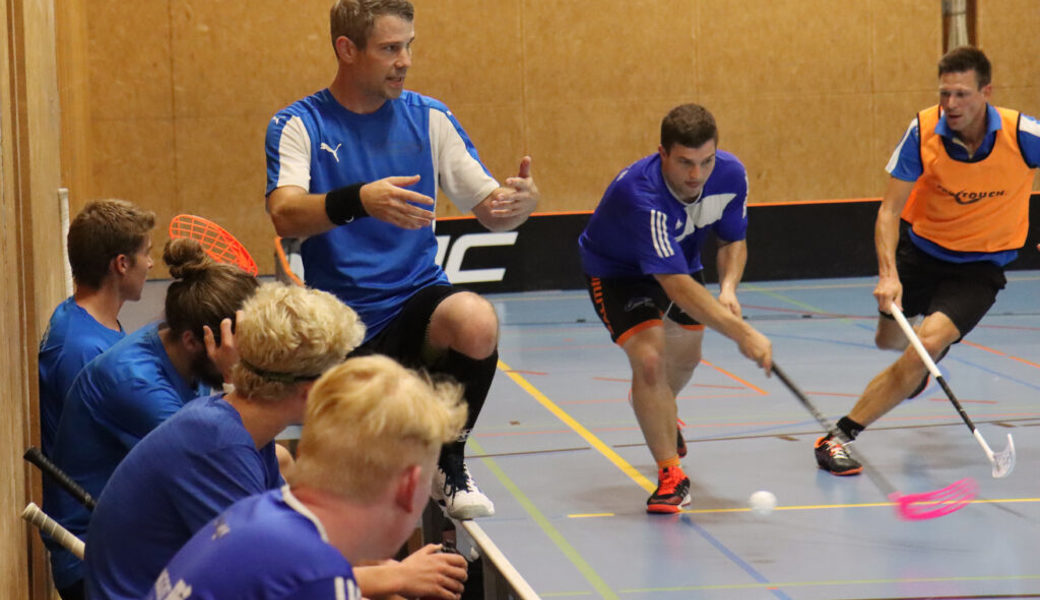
[
  {"x1": 883, "y1": 225, "x2": 1006, "y2": 338},
  {"x1": 349, "y1": 284, "x2": 460, "y2": 367},
  {"x1": 585, "y1": 273, "x2": 706, "y2": 346}
]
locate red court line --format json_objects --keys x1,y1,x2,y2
[
  {"x1": 591, "y1": 376, "x2": 629, "y2": 383},
  {"x1": 962, "y1": 340, "x2": 1040, "y2": 369},
  {"x1": 702, "y1": 359, "x2": 767, "y2": 395},
  {"x1": 503, "y1": 369, "x2": 547, "y2": 376},
  {"x1": 557, "y1": 393, "x2": 762, "y2": 406}
]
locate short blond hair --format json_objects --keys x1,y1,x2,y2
[
  {"x1": 289, "y1": 355, "x2": 466, "y2": 502},
  {"x1": 232, "y1": 283, "x2": 365, "y2": 400}
]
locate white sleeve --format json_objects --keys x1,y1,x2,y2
[
  {"x1": 429, "y1": 110, "x2": 500, "y2": 213},
  {"x1": 274, "y1": 116, "x2": 313, "y2": 190}
]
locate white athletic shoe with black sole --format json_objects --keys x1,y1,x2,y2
[{"x1": 431, "y1": 456, "x2": 495, "y2": 519}]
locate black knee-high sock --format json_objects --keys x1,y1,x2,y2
[{"x1": 438, "y1": 347, "x2": 499, "y2": 463}]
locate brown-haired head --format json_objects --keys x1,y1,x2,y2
[
  {"x1": 68, "y1": 199, "x2": 155, "y2": 289},
  {"x1": 162, "y1": 238, "x2": 259, "y2": 345},
  {"x1": 939, "y1": 46, "x2": 991, "y2": 89},
  {"x1": 660, "y1": 103, "x2": 718, "y2": 152},
  {"x1": 329, "y1": 0, "x2": 413, "y2": 52}
]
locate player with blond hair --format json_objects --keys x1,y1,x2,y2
[{"x1": 147, "y1": 355, "x2": 469, "y2": 600}]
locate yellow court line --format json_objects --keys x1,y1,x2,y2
[
  {"x1": 565, "y1": 496, "x2": 1040, "y2": 518},
  {"x1": 499, "y1": 359, "x2": 656, "y2": 494}
]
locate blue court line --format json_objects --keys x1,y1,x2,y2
[{"x1": 679, "y1": 514, "x2": 794, "y2": 600}]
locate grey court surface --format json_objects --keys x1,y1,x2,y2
[{"x1": 125, "y1": 273, "x2": 1040, "y2": 599}]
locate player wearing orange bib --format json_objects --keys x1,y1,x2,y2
[{"x1": 815, "y1": 46, "x2": 1040, "y2": 475}]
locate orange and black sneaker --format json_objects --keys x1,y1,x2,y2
[
  {"x1": 814, "y1": 435, "x2": 862, "y2": 476},
  {"x1": 646, "y1": 465, "x2": 691, "y2": 514},
  {"x1": 676, "y1": 418, "x2": 687, "y2": 458}
]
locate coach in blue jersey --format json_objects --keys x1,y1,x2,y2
[
  {"x1": 44, "y1": 239, "x2": 258, "y2": 597},
  {"x1": 38, "y1": 199, "x2": 154, "y2": 465},
  {"x1": 265, "y1": 0, "x2": 538, "y2": 519},
  {"x1": 579, "y1": 104, "x2": 772, "y2": 514},
  {"x1": 146, "y1": 355, "x2": 468, "y2": 600}
]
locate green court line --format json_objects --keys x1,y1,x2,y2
[
  {"x1": 469, "y1": 436, "x2": 620, "y2": 600},
  {"x1": 742, "y1": 284, "x2": 863, "y2": 326}
]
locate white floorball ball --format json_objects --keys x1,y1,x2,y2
[{"x1": 748, "y1": 490, "x2": 777, "y2": 516}]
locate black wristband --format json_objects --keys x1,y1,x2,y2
[{"x1": 325, "y1": 183, "x2": 368, "y2": 225}]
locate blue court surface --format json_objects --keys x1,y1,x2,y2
[{"x1": 461, "y1": 273, "x2": 1040, "y2": 600}]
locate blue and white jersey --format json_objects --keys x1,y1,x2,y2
[
  {"x1": 146, "y1": 487, "x2": 361, "y2": 600},
  {"x1": 38, "y1": 297, "x2": 124, "y2": 457},
  {"x1": 85, "y1": 395, "x2": 282, "y2": 600},
  {"x1": 579, "y1": 151, "x2": 749, "y2": 278},
  {"x1": 265, "y1": 89, "x2": 500, "y2": 340},
  {"x1": 45, "y1": 322, "x2": 202, "y2": 589}
]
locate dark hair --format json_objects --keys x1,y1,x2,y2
[
  {"x1": 330, "y1": 0, "x2": 414, "y2": 51},
  {"x1": 67, "y1": 199, "x2": 155, "y2": 289},
  {"x1": 162, "y1": 238, "x2": 259, "y2": 344},
  {"x1": 938, "y1": 46, "x2": 991, "y2": 88},
  {"x1": 660, "y1": 104, "x2": 719, "y2": 152}
]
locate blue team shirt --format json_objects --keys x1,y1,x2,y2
[
  {"x1": 38, "y1": 297, "x2": 124, "y2": 457},
  {"x1": 265, "y1": 89, "x2": 495, "y2": 340},
  {"x1": 579, "y1": 150, "x2": 749, "y2": 278},
  {"x1": 45, "y1": 322, "x2": 202, "y2": 589},
  {"x1": 886, "y1": 104, "x2": 1040, "y2": 266},
  {"x1": 85, "y1": 395, "x2": 282, "y2": 600},
  {"x1": 146, "y1": 487, "x2": 361, "y2": 600}
]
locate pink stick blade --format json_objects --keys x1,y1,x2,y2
[{"x1": 890, "y1": 478, "x2": 978, "y2": 521}]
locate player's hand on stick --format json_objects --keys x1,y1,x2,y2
[
  {"x1": 490, "y1": 156, "x2": 539, "y2": 218},
  {"x1": 737, "y1": 327, "x2": 772, "y2": 374},
  {"x1": 204, "y1": 313, "x2": 239, "y2": 383},
  {"x1": 718, "y1": 289, "x2": 742, "y2": 319},
  {"x1": 361, "y1": 175, "x2": 436, "y2": 230},
  {"x1": 873, "y1": 275, "x2": 903, "y2": 315},
  {"x1": 395, "y1": 544, "x2": 468, "y2": 599}
]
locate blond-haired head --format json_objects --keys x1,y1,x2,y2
[
  {"x1": 232, "y1": 282, "x2": 366, "y2": 400},
  {"x1": 289, "y1": 355, "x2": 466, "y2": 502}
]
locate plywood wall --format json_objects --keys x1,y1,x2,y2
[
  {"x1": 3, "y1": 0, "x2": 67, "y2": 597},
  {"x1": 60, "y1": 0, "x2": 1040, "y2": 276}
]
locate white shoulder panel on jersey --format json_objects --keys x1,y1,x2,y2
[
  {"x1": 429, "y1": 109, "x2": 499, "y2": 213},
  {"x1": 885, "y1": 117, "x2": 919, "y2": 174},
  {"x1": 275, "y1": 116, "x2": 313, "y2": 191}
]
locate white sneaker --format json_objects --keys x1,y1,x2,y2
[{"x1": 431, "y1": 458, "x2": 495, "y2": 519}]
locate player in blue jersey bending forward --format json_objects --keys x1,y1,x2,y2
[
  {"x1": 265, "y1": 0, "x2": 538, "y2": 519},
  {"x1": 146, "y1": 355, "x2": 468, "y2": 600},
  {"x1": 579, "y1": 104, "x2": 772, "y2": 514}
]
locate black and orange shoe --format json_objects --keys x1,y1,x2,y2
[
  {"x1": 814, "y1": 436, "x2": 862, "y2": 476},
  {"x1": 646, "y1": 465, "x2": 691, "y2": 514},
  {"x1": 676, "y1": 418, "x2": 687, "y2": 458}
]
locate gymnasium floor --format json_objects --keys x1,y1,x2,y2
[
  {"x1": 464, "y1": 273, "x2": 1040, "y2": 600},
  {"x1": 126, "y1": 272, "x2": 1040, "y2": 599}
]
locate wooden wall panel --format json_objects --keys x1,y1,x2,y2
[
  {"x1": 978, "y1": 0, "x2": 1040, "y2": 190},
  {"x1": 65, "y1": 1, "x2": 1038, "y2": 275},
  {"x1": 4, "y1": 0, "x2": 66, "y2": 597}
]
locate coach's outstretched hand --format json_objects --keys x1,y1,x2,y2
[{"x1": 361, "y1": 175, "x2": 436, "y2": 230}]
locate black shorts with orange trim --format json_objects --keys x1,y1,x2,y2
[
  {"x1": 584, "y1": 272, "x2": 706, "y2": 346},
  {"x1": 880, "y1": 227, "x2": 1006, "y2": 338}
]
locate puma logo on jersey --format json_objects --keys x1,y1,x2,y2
[
  {"x1": 271, "y1": 116, "x2": 283, "y2": 125},
  {"x1": 937, "y1": 184, "x2": 1006, "y2": 205},
  {"x1": 320, "y1": 142, "x2": 342, "y2": 163}
]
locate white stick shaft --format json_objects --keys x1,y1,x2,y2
[
  {"x1": 59, "y1": 188, "x2": 73, "y2": 297},
  {"x1": 889, "y1": 303, "x2": 942, "y2": 378},
  {"x1": 972, "y1": 429, "x2": 995, "y2": 460},
  {"x1": 22, "y1": 502, "x2": 84, "y2": 559}
]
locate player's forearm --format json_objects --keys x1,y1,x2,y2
[
  {"x1": 267, "y1": 188, "x2": 338, "y2": 238},
  {"x1": 716, "y1": 240, "x2": 747, "y2": 295},
  {"x1": 353, "y1": 564, "x2": 406, "y2": 599},
  {"x1": 656, "y1": 273, "x2": 753, "y2": 342},
  {"x1": 875, "y1": 177, "x2": 916, "y2": 280}
]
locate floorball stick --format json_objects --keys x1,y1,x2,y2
[
  {"x1": 169, "y1": 214, "x2": 258, "y2": 276},
  {"x1": 889, "y1": 303, "x2": 1015, "y2": 478},
  {"x1": 24, "y1": 446, "x2": 97, "y2": 510},
  {"x1": 22, "y1": 502, "x2": 85, "y2": 559}
]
